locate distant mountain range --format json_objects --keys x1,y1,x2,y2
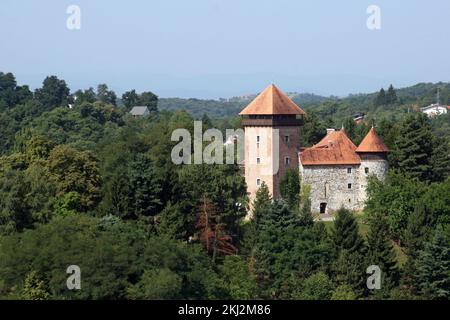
[{"x1": 158, "y1": 82, "x2": 450, "y2": 119}]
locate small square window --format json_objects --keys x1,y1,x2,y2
[
  {"x1": 365, "y1": 167, "x2": 369, "y2": 174},
  {"x1": 256, "y1": 178, "x2": 261, "y2": 186},
  {"x1": 284, "y1": 135, "x2": 290, "y2": 143},
  {"x1": 347, "y1": 168, "x2": 352, "y2": 174},
  {"x1": 348, "y1": 183, "x2": 352, "y2": 189},
  {"x1": 285, "y1": 157, "x2": 291, "y2": 165},
  {"x1": 257, "y1": 158, "x2": 261, "y2": 164}
]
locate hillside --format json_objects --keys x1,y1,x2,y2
[{"x1": 158, "y1": 82, "x2": 450, "y2": 122}]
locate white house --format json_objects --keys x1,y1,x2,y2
[{"x1": 421, "y1": 104, "x2": 449, "y2": 117}]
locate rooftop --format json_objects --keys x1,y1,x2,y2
[
  {"x1": 300, "y1": 129, "x2": 361, "y2": 166},
  {"x1": 239, "y1": 84, "x2": 306, "y2": 116},
  {"x1": 129, "y1": 106, "x2": 149, "y2": 116},
  {"x1": 355, "y1": 127, "x2": 390, "y2": 153}
]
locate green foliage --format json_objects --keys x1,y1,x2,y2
[
  {"x1": 415, "y1": 229, "x2": 450, "y2": 299},
  {"x1": 331, "y1": 284, "x2": 357, "y2": 300},
  {"x1": 217, "y1": 255, "x2": 257, "y2": 299},
  {"x1": 367, "y1": 213, "x2": 399, "y2": 291},
  {"x1": 293, "y1": 272, "x2": 333, "y2": 300},
  {"x1": 392, "y1": 113, "x2": 435, "y2": 182},
  {"x1": 331, "y1": 208, "x2": 366, "y2": 294},
  {"x1": 279, "y1": 169, "x2": 300, "y2": 210},
  {"x1": 21, "y1": 271, "x2": 50, "y2": 300},
  {"x1": 35, "y1": 76, "x2": 70, "y2": 110},
  {"x1": 126, "y1": 268, "x2": 182, "y2": 300}
]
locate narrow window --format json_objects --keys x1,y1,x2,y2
[
  {"x1": 348, "y1": 183, "x2": 352, "y2": 189},
  {"x1": 365, "y1": 167, "x2": 369, "y2": 174},
  {"x1": 256, "y1": 136, "x2": 260, "y2": 142},
  {"x1": 284, "y1": 135, "x2": 290, "y2": 143},
  {"x1": 257, "y1": 158, "x2": 261, "y2": 164},
  {"x1": 348, "y1": 198, "x2": 351, "y2": 203},
  {"x1": 256, "y1": 178, "x2": 261, "y2": 186},
  {"x1": 347, "y1": 168, "x2": 352, "y2": 174},
  {"x1": 285, "y1": 157, "x2": 291, "y2": 165}
]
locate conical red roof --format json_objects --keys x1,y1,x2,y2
[
  {"x1": 239, "y1": 84, "x2": 305, "y2": 116},
  {"x1": 356, "y1": 127, "x2": 389, "y2": 153}
]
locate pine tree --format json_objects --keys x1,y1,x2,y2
[
  {"x1": 374, "y1": 88, "x2": 386, "y2": 106},
  {"x1": 331, "y1": 208, "x2": 366, "y2": 294},
  {"x1": 279, "y1": 169, "x2": 300, "y2": 210},
  {"x1": 392, "y1": 113, "x2": 434, "y2": 181},
  {"x1": 404, "y1": 203, "x2": 432, "y2": 258},
  {"x1": 416, "y1": 230, "x2": 450, "y2": 299},
  {"x1": 431, "y1": 137, "x2": 450, "y2": 183},
  {"x1": 386, "y1": 84, "x2": 398, "y2": 104},
  {"x1": 299, "y1": 184, "x2": 313, "y2": 227},
  {"x1": 367, "y1": 213, "x2": 399, "y2": 291},
  {"x1": 331, "y1": 208, "x2": 365, "y2": 253}
]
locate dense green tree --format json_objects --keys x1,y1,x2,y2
[
  {"x1": 293, "y1": 271, "x2": 333, "y2": 300},
  {"x1": 331, "y1": 208, "x2": 366, "y2": 294},
  {"x1": 21, "y1": 271, "x2": 50, "y2": 300},
  {"x1": 47, "y1": 145, "x2": 101, "y2": 212},
  {"x1": 374, "y1": 88, "x2": 386, "y2": 106},
  {"x1": 416, "y1": 230, "x2": 450, "y2": 299},
  {"x1": 126, "y1": 268, "x2": 182, "y2": 299},
  {"x1": 96, "y1": 84, "x2": 117, "y2": 106},
  {"x1": 367, "y1": 213, "x2": 399, "y2": 292},
  {"x1": 392, "y1": 113, "x2": 434, "y2": 181},
  {"x1": 121, "y1": 89, "x2": 140, "y2": 110},
  {"x1": 331, "y1": 284, "x2": 357, "y2": 300},
  {"x1": 139, "y1": 91, "x2": 158, "y2": 112},
  {"x1": 73, "y1": 88, "x2": 96, "y2": 106},
  {"x1": 217, "y1": 255, "x2": 257, "y2": 299},
  {"x1": 279, "y1": 169, "x2": 300, "y2": 210},
  {"x1": 35, "y1": 76, "x2": 70, "y2": 110},
  {"x1": 386, "y1": 85, "x2": 398, "y2": 105}
]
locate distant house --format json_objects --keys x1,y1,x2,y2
[
  {"x1": 421, "y1": 104, "x2": 448, "y2": 117},
  {"x1": 353, "y1": 112, "x2": 365, "y2": 124},
  {"x1": 129, "y1": 106, "x2": 150, "y2": 117}
]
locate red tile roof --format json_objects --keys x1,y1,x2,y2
[
  {"x1": 300, "y1": 130, "x2": 361, "y2": 166},
  {"x1": 355, "y1": 127, "x2": 389, "y2": 153},
  {"x1": 239, "y1": 84, "x2": 306, "y2": 116}
]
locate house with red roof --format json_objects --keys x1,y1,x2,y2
[{"x1": 299, "y1": 127, "x2": 389, "y2": 214}]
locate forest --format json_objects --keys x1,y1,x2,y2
[{"x1": 0, "y1": 71, "x2": 449, "y2": 300}]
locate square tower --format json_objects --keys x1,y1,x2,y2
[{"x1": 239, "y1": 84, "x2": 305, "y2": 205}]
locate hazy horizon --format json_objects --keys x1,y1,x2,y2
[{"x1": 1, "y1": 0, "x2": 449, "y2": 99}]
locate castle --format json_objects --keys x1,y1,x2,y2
[{"x1": 240, "y1": 84, "x2": 389, "y2": 214}]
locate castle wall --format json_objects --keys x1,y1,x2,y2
[
  {"x1": 300, "y1": 155, "x2": 388, "y2": 214},
  {"x1": 300, "y1": 164, "x2": 364, "y2": 213}
]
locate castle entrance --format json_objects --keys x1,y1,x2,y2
[{"x1": 320, "y1": 203, "x2": 327, "y2": 214}]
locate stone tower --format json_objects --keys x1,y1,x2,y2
[
  {"x1": 239, "y1": 84, "x2": 305, "y2": 206},
  {"x1": 356, "y1": 127, "x2": 389, "y2": 201}
]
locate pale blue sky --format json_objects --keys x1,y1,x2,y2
[{"x1": 1, "y1": 0, "x2": 449, "y2": 98}]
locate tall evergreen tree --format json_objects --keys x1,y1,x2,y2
[
  {"x1": 416, "y1": 230, "x2": 450, "y2": 299},
  {"x1": 331, "y1": 208, "x2": 366, "y2": 294},
  {"x1": 431, "y1": 137, "x2": 450, "y2": 182},
  {"x1": 386, "y1": 84, "x2": 398, "y2": 104},
  {"x1": 392, "y1": 113, "x2": 434, "y2": 181},
  {"x1": 279, "y1": 169, "x2": 300, "y2": 210},
  {"x1": 367, "y1": 213, "x2": 399, "y2": 292},
  {"x1": 374, "y1": 88, "x2": 386, "y2": 106}
]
